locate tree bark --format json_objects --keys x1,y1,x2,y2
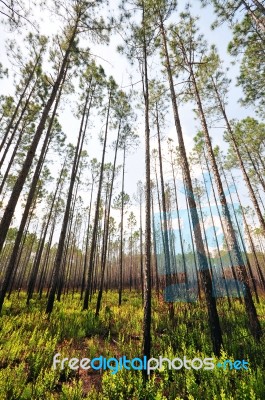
[
  {"x1": 159, "y1": 17, "x2": 223, "y2": 355},
  {"x1": 142, "y1": 4, "x2": 152, "y2": 370},
  {"x1": 0, "y1": 21, "x2": 78, "y2": 255},
  {"x1": 83, "y1": 86, "x2": 112, "y2": 310}
]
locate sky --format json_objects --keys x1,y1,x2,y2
[{"x1": 0, "y1": 0, "x2": 260, "y2": 242}]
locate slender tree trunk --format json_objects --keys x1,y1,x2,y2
[
  {"x1": 38, "y1": 220, "x2": 56, "y2": 297},
  {"x1": 242, "y1": 0, "x2": 265, "y2": 32},
  {"x1": 230, "y1": 171, "x2": 265, "y2": 291},
  {"x1": 0, "y1": 79, "x2": 66, "y2": 312},
  {"x1": 212, "y1": 77, "x2": 265, "y2": 237},
  {"x1": 83, "y1": 87, "x2": 112, "y2": 310},
  {"x1": 159, "y1": 17, "x2": 222, "y2": 355},
  {"x1": 58, "y1": 167, "x2": 82, "y2": 301},
  {"x1": 242, "y1": 142, "x2": 265, "y2": 193},
  {"x1": 0, "y1": 80, "x2": 38, "y2": 171},
  {"x1": 80, "y1": 181, "x2": 94, "y2": 300},
  {"x1": 142, "y1": 5, "x2": 152, "y2": 371},
  {"x1": 203, "y1": 152, "x2": 242, "y2": 300},
  {"x1": 189, "y1": 65, "x2": 261, "y2": 339},
  {"x1": 0, "y1": 118, "x2": 27, "y2": 195},
  {"x1": 0, "y1": 20, "x2": 79, "y2": 255},
  {"x1": 95, "y1": 120, "x2": 121, "y2": 316},
  {"x1": 46, "y1": 87, "x2": 90, "y2": 314},
  {"x1": 0, "y1": 53, "x2": 42, "y2": 156},
  {"x1": 251, "y1": 0, "x2": 265, "y2": 14},
  {"x1": 169, "y1": 150, "x2": 191, "y2": 291},
  {"x1": 156, "y1": 105, "x2": 173, "y2": 314},
  {"x1": 118, "y1": 145, "x2": 126, "y2": 306},
  {"x1": 198, "y1": 161, "x2": 231, "y2": 306},
  {"x1": 151, "y1": 190, "x2": 160, "y2": 298},
  {"x1": 27, "y1": 158, "x2": 67, "y2": 304},
  {"x1": 139, "y1": 188, "x2": 144, "y2": 305}
]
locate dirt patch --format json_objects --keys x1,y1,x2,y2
[{"x1": 78, "y1": 368, "x2": 102, "y2": 394}]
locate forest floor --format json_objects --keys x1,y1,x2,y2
[{"x1": 0, "y1": 290, "x2": 264, "y2": 399}]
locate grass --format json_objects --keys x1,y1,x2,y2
[{"x1": 0, "y1": 290, "x2": 264, "y2": 399}]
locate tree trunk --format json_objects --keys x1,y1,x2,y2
[
  {"x1": 159, "y1": 17, "x2": 222, "y2": 355},
  {"x1": 0, "y1": 20, "x2": 78, "y2": 255},
  {"x1": 83, "y1": 87, "x2": 112, "y2": 310},
  {"x1": 46, "y1": 86, "x2": 90, "y2": 314},
  {"x1": 0, "y1": 78, "x2": 65, "y2": 312},
  {"x1": 212, "y1": 77, "x2": 265, "y2": 237},
  {"x1": 142, "y1": 5, "x2": 152, "y2": 372},
  {"x1": 0, "y1": 53, "x2": 42, "y2": 156},
  {"x1": 190, "y1": 69, "x2": 261, "y2": 340},
  {"x1": 27, "y1": 157, "x2": 67, "y2": 304},
  {"x1": 118, "y1": 145, "x2": 126, "y2": 306},
  {"x1": 95, "y1": 120, "x2": 121, "y2": 316}
]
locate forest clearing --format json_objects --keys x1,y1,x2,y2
[{"x1": 0, "y1": 0, "x2": 265, "y2": 399}]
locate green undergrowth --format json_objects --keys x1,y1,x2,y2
[{"x1": 0, "y1": 291, "x2": 264, "y2": 399}]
